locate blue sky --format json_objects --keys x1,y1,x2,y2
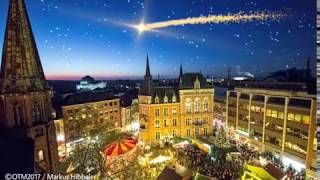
[{"x1": 0, "y1": 0, "x2": 316, "y2": 80}]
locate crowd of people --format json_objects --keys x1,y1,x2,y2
[
  {"x1": 176, "y1": 145, "x2": 242, "y2": 179},
  {"x1": 174, "y1": 135, "x2": 306, "y2": 180}
]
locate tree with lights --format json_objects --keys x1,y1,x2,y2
[{"x1": 213, "y1": 127, "x2": 231, "y2": 161}]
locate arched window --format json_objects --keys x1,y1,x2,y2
[
  {"x1": 185, "y1": 98, "x2": 192, "y2": 114},
  {"x1": 32, "y1": 103, "x2": 42, "y2": 123},
  {"x1": 194, "y1": 98, "x2": 201, "y2": 113},
  {"x1": 203, "y1": 98, "x2": 209, "y2": 112},
  {"x1": 38, "y1": 150, "x2": 44, "y2": 161},
  {"x1": 13, "y1": 102, "x2": 24, "y2": 126}
]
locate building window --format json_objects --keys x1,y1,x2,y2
[
  {"x1": 204, "y1": 128, "x2": 208, "y2": 135},
  {"x1": 203, "y1": 98, "x2": 208, "y2": 112},
  {"x1": 172, "y1": 119, "x2": 177, "y2": 126},
  {"x1": 203, "y1": 117, "x2": 208, "y2": 124},
  {"x1": 185, "y1": 98, "x2": 192, "y2": 114},
  {"x1": 155, "y1": 109, "x2": 160, "y2": 116},
  {"x1": 109, "y1": 102, "x2": 113, "y2": 106},
  {"x1": 164, "y1": 108, "x2": 169, "y2": 116},
  {"x1": 155, "y1": 96, "x2": 159, "y2": 104},
  {"x1": 302, "y1": 115, "x2": 310, "y2": 124},
  {"x1": 155, "y1": 132, "x2": 160, "y2": 140},
  {"x1": 172, "y1": 95, "x2": 176, "y2": 103},
  {"x1": 164, "y1": 96, "x2": 168, "y2": 103},
  {"x1": 194, "y1": 98, "x2": 201, "y2": 113},
  {"x1": 173, "y1": 130, "x2": 177, "y2": 137},
  {"x1": 294, "y1": 114, "x2": 302, "y2": 122},
  {"x1": 278, "y1": 112, "x2": 284, "y2": 119},
  {"x1": 271, "y1": 110, "x2": 278, "y2": 118},
  {"x1": 185, "y1": 118, "x2": 191, "y2": 125},
  {"x1": 172, "y1": 108, "x2": 177, "y2": 115},
  {"x1": 195, "y1": 128, "x2": 200, "y2": 136},
  {"x1": 164, "y1": 119, "x2": 169, "y2": 127},
  {"x1": 32, "y1": 103, "x2": 42, "y2": 123},
  {"x1": 38, "y1": 150, "x2": 44, "y2": 162},
  {"x1": 187, "y1": 129, "x2": 191, "y2": 136},
  {"x1": 155, "y1": 120, "x2": 160, "y2": 128},
  {"x1": 13, "y1": 102, "x2": 24, "y2": 126},
  {"x1": 266, "y1": 109, "x2": 271, "y2": 117},
  {"x1": 288, "y1": 113, "x2": 295, "y2": 121}
]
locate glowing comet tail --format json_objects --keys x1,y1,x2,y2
[{"x1": 133, "y1": 11, "x2": 285, "y2": 32}]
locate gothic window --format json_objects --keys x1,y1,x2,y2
[
  {"x1": 13, "y1": 102, "x2": 24, "y2": 126},
  {"x1": 32, "y1": 102, "x2": 42, "y2": 123}
]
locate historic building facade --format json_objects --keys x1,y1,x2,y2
[
  {"x1": 139, "y1": 56, "x2": 214, "y2": 144},
  {"x1": 226, "y1": 87, "x2": 317, "y2": 177},
  {"x1": 0, "y1": 0, "x2": 58, "y2": 172},
  {"x1": 57, "y1": 92, "x2": 121, "y2": 153}
]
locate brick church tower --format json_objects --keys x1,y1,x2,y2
[{"x1": 0, "y1": 0, "x2": 58, "y2": 172}]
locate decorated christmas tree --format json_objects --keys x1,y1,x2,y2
[
  {"x1": 213, "y1": 127, "x2": 231, "y2": 161},
  {"x1": 214, "y1": 127, "x2": 231, "y2": 149}
]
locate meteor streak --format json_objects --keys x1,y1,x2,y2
[{"x1": 133, "y1": 11, "x2": 286, "y2": 33}]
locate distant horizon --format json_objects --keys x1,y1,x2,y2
[{"x1": 45, "y1": 65, "x2": 314, "y2": 81}]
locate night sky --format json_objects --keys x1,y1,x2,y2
[{"x1": 0, "y1": 0, "x2": 316, "y2": 80}]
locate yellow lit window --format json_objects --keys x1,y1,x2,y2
[
  {"x1": 81, "y1": 114, "x2": 86, "y2": 119},
  {"x1": 266, "y1": 109, "x2": 271, "y2": 117},
  {"x1": 251, "y1": 106, "x2": 255, "y2": 112},
  {"x1": 271, "y1": 110, "x2": 278, "y2": 118},
  {"x1": 278, "y1": 112, "x2": 284, "y2": 119},
  {"x1": 313, "y1": 137, "x2": 317, "y2": 151},
  {"x1": 302, "y1": 115, "x2": 310, "y2": 124},
  {"x1": 38, "y1": 150, "x2": 44, "y2": 161},
  {"x1": 172, "y1": 108, "x2": 177, "y2": 115},
  {"x1": 287, "y1": 113, "x2": 294, "y2": 121},
  {"x1": 294, "y1": 114, "x2": 302, "y2": 122}
]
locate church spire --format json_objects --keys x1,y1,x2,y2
[
  {"x1": 179, "y1": 64, "x2": 183, "y2": 87},
  {"x1": 140, "y1": 54, "x2": 153, "y2": 95},
  {"x1": 145, "y1": 54, "x2": 151, "y2": 77},
  {"x1": 1, "y1": 0, "x2": 48, "y2": 93}
]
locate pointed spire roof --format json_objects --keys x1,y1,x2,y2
[
  {"x1": 179, "y1": 64, "x2": 183, "y2": 77},
  {"x1": 0, "y1": 0, "x2": 48, "y2": 93},
  {"x1": 145, "y1": 54, "x2": 151, "y2": 77}
]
